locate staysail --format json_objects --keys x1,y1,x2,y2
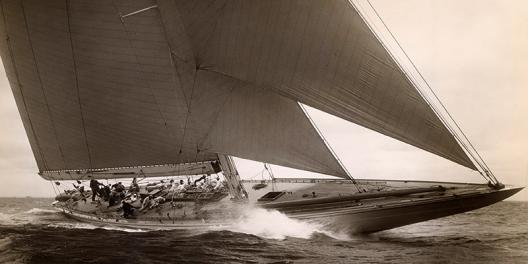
[
  {"x1": 0, "y1": 0, "x2": 348, "y2": 179},
  {"x1": 172, "y1": 0, "x2": 476, "y2": 170},
  {"x1": 0, "y1": 0, "x2": 477, "y2": 182}
]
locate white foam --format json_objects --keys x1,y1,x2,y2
[
  {"x1": 22, "y1": 208, "x2": 57, "y2": 215},
  {"x1": 0, "y1": 213, "x2": 13, "y2": 224},
  {"x1": 0, "y1": 237, "x2": 13, "y2": 251},
  {"x1": 225, "y1": 207, "x2": 350, "y2": 240},
  {"x1": 46, "y1": 222, "x2": 146, "y2": 233}
]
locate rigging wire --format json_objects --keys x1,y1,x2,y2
[
  {"x1": 299, "y1": 103, "x2": 365, "y2": 193},
  {"x1": 350, "y1": 0, "x2": 499, "y2": 184},
  {"x1": 49, "y1": 180, "x2": 58, "y2": 196},
  {"x1": 264, "y1": 163, "x2": 277, "y2": 191},
  {"x1": 362, "y1": 0, "x2": 498, "y2": 183}
]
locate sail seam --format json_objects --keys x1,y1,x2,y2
[
  {"x1": 178, "y1": 68, "x2": 198, "y2": 162},
  {"x1": 350, "y1": 0, "x2": 484, "y2": 173},
  {"x1": 194, "y1": 0, "x2": 229, "y2": 68},
  {"x1": 152, "y1": 3, "x2": 191, "y2": 110},
  {"x1": 362, "y1": 0, "x2": 497, "y2": 182},
  {"x1": 21, "y1": 1, "x2": 68, "y2": 170},
  {"x1": 1, "y1": 1, "x2": 48, "y2": 170},
  {"x1": 195, "y1": 72, "x2": 239, "y2": 150},
  {"x1": 65, "y1": 0, "x2": 93, "y2": 169},
  {"x1": 112, "y1": 1, "x2": 180, "y2": 161}
]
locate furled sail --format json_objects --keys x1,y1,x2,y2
[
  {"x1": 0, "y1": 0, "x2": 348, "y2": 179},
  {"x1": 172, "y1": 0, "x2": 476, "y2": 169}
]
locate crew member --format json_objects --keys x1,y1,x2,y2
[{"x1": 88, "y1": 176, "x2": 102, "y2": 202}]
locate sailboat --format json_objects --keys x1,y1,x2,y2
[{"x1": 0, "y1": 0, "x2": 522, "y2": 234}]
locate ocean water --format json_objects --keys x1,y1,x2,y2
[{"x1": 0, "y1": 198, "x2": 526, "y2": 264}]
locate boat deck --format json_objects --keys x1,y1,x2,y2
[{"x1": 53, "y1": 179, "x2": 522, "y2": 233}]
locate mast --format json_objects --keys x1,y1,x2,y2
[{"x1": 217, "y1": 154, "x2": 248, "y2": 200}]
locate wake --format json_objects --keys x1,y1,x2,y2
[
  {"x1": 223, "y1": 207, "x2": 351, "y2": 241},
  {"x1": 1, "y1": 206, "x2": 351, "y2": 240},
  {"x1": 0, "y1": 207, "x2": 145, "y2": 233}
]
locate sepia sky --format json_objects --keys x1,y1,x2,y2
[{"x1": 0, "y1": 0, "x2": 526, "y2": 200}]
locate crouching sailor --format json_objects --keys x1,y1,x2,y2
[{"x1": 122, "y1": 198, "x2": 137, "y2": 218}]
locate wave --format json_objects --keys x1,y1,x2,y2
[
  {"x1": 0, "y1": 236, "x2": 25, "y2": 264},
  {"x1": 0, "y1": 237, "x2": 13, "y2": 252},
  {"x1": 22, "y1": 208, "x2": 57, "y2": 215},
  {"x1": 46, "y1": 222, "x2": 147, "y2": 233},
  {"x1": 0, "y1": 207, "x2": 62, "y2": 226},
  {"x1": 221, "y1": 207, "x2": 351, "y2": 241},
  {"x1": 0, "y1": 212, "x2": 16, "y2": 226},
  {"x1": 1, "y1": 205, "x2": 353, "y2": 240}
]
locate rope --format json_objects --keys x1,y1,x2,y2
[
  {"x1": 246, "y1": 168, "x2": 266, "y2": 180},
  {"x1": 49, "y1": 181, "x2": 58, "y2": 196},
  {"x1": 264, "y1": 163, "x2": 277, "y2": 191},
  {"x1": 299, "y1": 103, "x2": 364, "y2": 193},
  {"x1": 362, "y1": 0, "x2": 497, "y2": 183}
]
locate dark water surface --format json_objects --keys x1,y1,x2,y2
[{"x1": 0, "y1": 198, "x2": 526, "y2": 263}]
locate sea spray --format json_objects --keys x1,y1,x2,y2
[
  {"x1": 22, "y1": 208, "x2": 57, "y2": 215},
  {"x1": 0, "y1": 207, "x2": 146, "y2": 233},
  {"x1": 0, "y1": 213, "x2": 14, "y2": 226},
  {"x1": 226, "y1": 206, "x2": 351, "y2": 240},
  {"x1": 46, "y1": 222, "x2": 147, "y2": 233}
]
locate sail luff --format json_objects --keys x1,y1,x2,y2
[
  {"x1": 0, "y1": 1, "x2": 47, "y2": 170},
  {"x1": 348, "y1": 0, "x2": 479, "y2": 171},
  {"x1": 355, "y1": 0, "x2": 502, "y2": 182},
  {"x1": 298, "y1": 103, "x2": 356, "y2": 181}
]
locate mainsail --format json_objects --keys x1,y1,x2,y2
[
  {"x1": 0, "y1": 0, "x2": 477, "y2": 181},
  {"x1": 0, "y1": 0, "x2": 348, "y2": 179}
]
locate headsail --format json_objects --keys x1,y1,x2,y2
[
  {"x1": 0, "y1": 0, "x2": 348, "y2": 179},
  {"x1": 173, "y1": 0, "x2": 476, "y2": 170}
]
